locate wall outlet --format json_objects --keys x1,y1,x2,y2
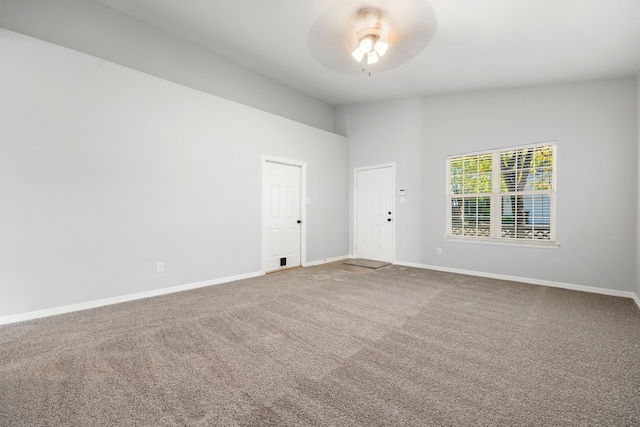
[
  {"x1": 436, "y1": 248, "x2": 442, "y2": 255},
  {"x1": 157, "y1": 262, "x2": 165, "y2": 273}
]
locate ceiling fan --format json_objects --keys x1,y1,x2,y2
[{"x1": 308, "y1": 0, "x2": 438, "y2": 74}]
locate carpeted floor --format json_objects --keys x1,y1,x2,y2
[{"x1": 1, "y1": 263, "x2": 639, "y2": 426}]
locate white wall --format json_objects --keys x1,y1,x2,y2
[
  {"x1": 348, "y1": 98, "x2": 424, "y2": 263},
  {"x1": 0, "y1": 0, "x2": 337, "y2": 134},
  {"x1": 349, "y1": 79, "x2": 638, "y2": 292},
  {"x1": 0, "y1": 30, "x2": 348, "y2": 318},
  {"x1": 637, "y1": 74, "x2": 640, "y2": 299},
  {"x1": 423, "y1": 79, "x2": 637, "y2": 292}
]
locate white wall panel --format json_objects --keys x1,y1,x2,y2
[
  {"x1": 0, "y1": 30, "x2": 348, "y2": 318},
  {"x1": 349, "y1": 79, "x2": 637, "y2": 293},
  {"x1": 0, "y1": 0, "x2": 336, "y2": 133},
  {"x1": 421, "y1": 79, "x2": 637, "y2": 292},
  {"x1": 348, "y1": 98, "x2": 424, "y2": 263},
  {"x1": 637, "y1": 74, "x2": 640, "y2": 299}
]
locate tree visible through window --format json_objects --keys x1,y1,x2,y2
[{"x1": 447, "y1": 144, "x2": 555, "y2": 242}]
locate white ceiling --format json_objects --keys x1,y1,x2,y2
[{"x1": 94, "y1": 0, "x2": 640, "y2": 105}]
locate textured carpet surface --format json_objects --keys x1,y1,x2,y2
[
  {"x1": 1, "y1": 263, "x2": 639, "y2": 426},
  {"x1": 343, "y1": 259, "x2": 390, "y2": 269}
]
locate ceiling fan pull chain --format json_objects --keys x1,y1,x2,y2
[{"x1": 359, "y1": 55, "x2": 372, "y2": 76}]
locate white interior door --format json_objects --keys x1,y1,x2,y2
[
  {"x1": 355, "y1": 166, "x2": 394, "y2": 262},
  {"x1": 263, "y1": 161, "x2": 301, "y2": 272}
]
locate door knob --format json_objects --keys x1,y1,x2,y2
[
  {"x1": 387, "y1": 218, "x2": 391, "y2": 222},
  {"x1": 297, "y1": 220, "x2": 302, "y2": 224}
]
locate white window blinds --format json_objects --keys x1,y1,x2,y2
[{"x1": 446, "y1": 144, "x2": 556, "y2": 243}]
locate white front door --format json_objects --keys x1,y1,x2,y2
[
  {"x1": 263, "y1": 161, "x2": 301, "y2": 272},
  {"x1": 355, "y1": 166, "x2": 394, "y2": 262}
]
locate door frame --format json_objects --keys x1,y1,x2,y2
[
  {"x1": 353, "y1": 163, "x2": 396, "y2": 263},
  {"x1": 262, "y1": 155, "x2": 307, "y2": 273}
]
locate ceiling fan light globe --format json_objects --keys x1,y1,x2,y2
[
  {"x1": 374, "y1": 40, "x2": 388, "y2": 56},
  {"x1": 359, "y1": 37, "x2": 373, "y2": 53},
  {"x1": 367, "y1": 51, "x2": 379, "y2": 64},
  {"x1": 352, "y1": 48, "x2": 365, "y2": 62}
]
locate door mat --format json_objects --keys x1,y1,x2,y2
[{"x1": 344, "y1": 259, "x2": 390, "y2": 269}]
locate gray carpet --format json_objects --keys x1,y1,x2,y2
[
  {"x1": 343, "y1": 259, "x2": 390, "y2": 269},
  {"x1": 1, "y1": 263, "x2": 639, "y2": 426}
]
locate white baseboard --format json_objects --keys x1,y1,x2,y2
[
  {"x1": 4, "y1": 263, "x2": 638, "y2": 326},
  {"x1": 0, "y1": 271, "x2": 264, "y2": 326},
  {"x1": 394, "y1": 261, "x2": 639, "y2": 302},
  {"x1": 304, "y1": 255, "x2": 349, "y2": 267}
]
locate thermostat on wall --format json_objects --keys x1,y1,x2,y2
[{"x1": 398, "y1": 189, "x2": 407, "y2": 196}]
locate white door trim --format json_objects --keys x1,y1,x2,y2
[
  {"x1": 353, "y1": 163, "x2": 396, "y2": 263},
  {"x1": 262, "y1": 155, "x2": 307, "y2": 273}
]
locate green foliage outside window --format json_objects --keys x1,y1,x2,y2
[
  {"x1": 500, "y1": 145, "x2": 553, "y2": 192},
  {"x1": 448, "y1": 144, "x2": 555, "y2": 241},
  {"x1": 450, "y1": 153, "x2": 492, "y2": 195}
]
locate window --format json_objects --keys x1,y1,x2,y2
[{"x1": 446, "y1": 143, "x2": 556, "y2": 244}]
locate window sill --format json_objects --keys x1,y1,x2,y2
[{"x1": 445, "y1": 236, "x2": 559, "y2": 249}]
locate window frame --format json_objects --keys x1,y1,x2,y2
[{"x1": 445, "y1": 142, "x2": 558, "y2": 249}]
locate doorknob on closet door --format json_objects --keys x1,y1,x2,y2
[{"x1": 297, "y1": 220, "x2": 302, "y2": 224}]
